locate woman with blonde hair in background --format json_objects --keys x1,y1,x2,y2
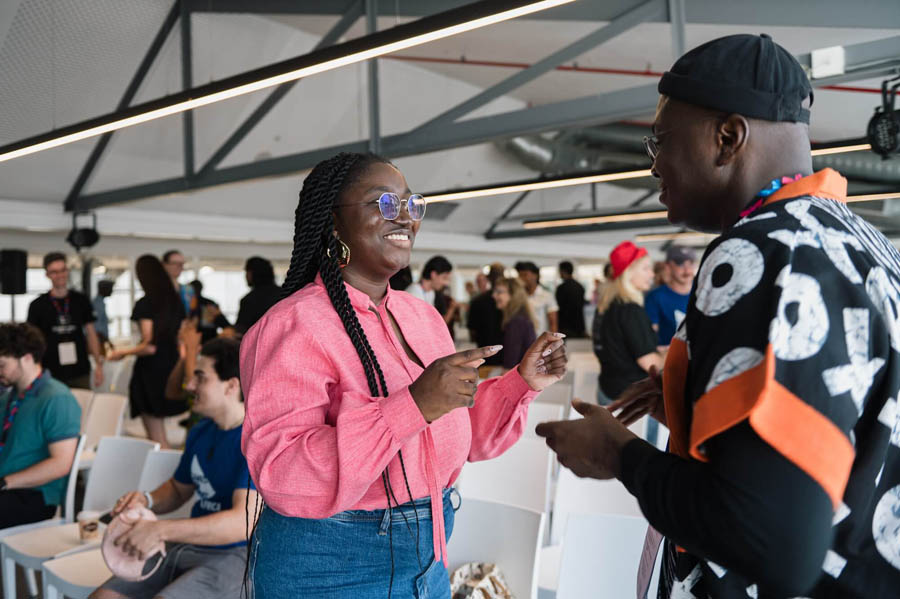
[
  {"x1": 592, "y1": 242, "x2": 664, "y2": 407},
  {"x1": 492, "y1": 277, "x2": 539, "y2": 372}
]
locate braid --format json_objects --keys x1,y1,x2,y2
[{"x1": 281, "y1": 151, "x2": 393, "y2": 399}]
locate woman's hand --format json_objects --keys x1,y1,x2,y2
[
  {"x1": 409, "y1": 345, "x2": 503, "y2": 422},
  {"x1": 107, "y1": 349, "x2": 124, "y2": 362},
  {"x1": 518, "y1": 332, "x2": 568, "y2": 392},
  {"x1": 607, "y1": 365, "x2": 665, "y2": 426}
]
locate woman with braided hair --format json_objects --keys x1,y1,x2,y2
[{"x1": 240, "y1": 152, "x2": 568, "y2": 598}]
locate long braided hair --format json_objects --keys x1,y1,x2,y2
[{"x1": 244, "y1": 152, "x2": 422, "y2": 598}]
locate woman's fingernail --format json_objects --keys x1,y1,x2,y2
[
  {"x1": 490, "y1": 345, "x2": 503, "y2": 352},
  {"x1": 552, "y1": 332, "x2": 566, "y2": 338},
  {"x1": 537, "y1": 366, "x2": 547, "y2": 374},
  {"x1": 542, "y1": 348, "x2": 553, "y2": 357},
  {"x1": 535, "y1": 359, "x2": 545, "y2": 367}
]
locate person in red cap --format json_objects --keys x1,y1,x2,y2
[
  {"x1": 537, "y1": 33, "x2": 900, "y2": 598},
  {"x1": 592, "y1": 241, "x2": 664, "y2": 406}
]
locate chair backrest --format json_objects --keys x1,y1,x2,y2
[
  {"x1": 69, "y1": 389, "x2": 94, "y2": 431},
  {"x1": 83, "y1": 437, "x2": 159, "y2": 513},
  {"x1": 524, "y1": 402, "x2": 564, "y2": 439},
  {"x1": 456, "y1": 437, "x2": 553, "y2": 513},
  {"x1": 535, "y1": 382, "x2": 572, "y2": 410},
  {"x1": 138, "y1": 450, "x2": 183, "y2": 492},
  {"x1": 556, "y1": 513, "x2": 649, "y2": 599},
  {"x1": 83, "y1": 393, "x2": 127, "y2": 450},
  {"x1": 550, "y1": 463, "x2": 642, "y2": 545},
  {"x1": 62, "y1": 435, "x2": 87, "y2": 523},
  {"x1": 138, "y1": 449, "x2": 198, "y2": 520},
  {"x1": 448, "y1": 498, "x2": 545, "y2": 599},
  {"x1": 110, "y1": 356, "x2": 136, "y2": 395}
]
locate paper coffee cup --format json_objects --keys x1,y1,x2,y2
[{"x1": 77, "y1": 510, "x2": 101, "y2": 542}]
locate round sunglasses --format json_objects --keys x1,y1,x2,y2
[{"x1": 335, "y1": 192, "x2": 426, "y2": 221}]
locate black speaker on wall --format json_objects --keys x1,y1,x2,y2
[{"x1": 0, "y1": 249, "x2": 27, "y2": 295}]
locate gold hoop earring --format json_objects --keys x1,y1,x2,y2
[{"x1": 327, "y1": 239, "x2": 351, "y2": 268}]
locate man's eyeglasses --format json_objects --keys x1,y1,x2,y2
[
  {"x1": 336, "y1": 193, "x2": 427, "y2": 221},
  {"x1": 642, "y1": 133, "x2": 664, "y2": 162}
]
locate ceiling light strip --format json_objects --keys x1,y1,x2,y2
[
  {"x1": 0, "y1": 0, "x2": 575, "y2": 164},
  {"x1": 810, "y1": 143, "x2": 872, "y2": 156},
  {"x1": 521, "y1": 192, "x2": 900, "y2": 231},
  {"x1": 845, "y1": 191, "x2": 900, "y2": 203},
  {"x1": 427, "y1": 169, "x2": 653, "y2": 203},
  {"x1": 635, "y1": 231, "x2": 718, "y2": 242},
  {"x1": 427, "y1": 144, "x2": 875, "y2": 205}
]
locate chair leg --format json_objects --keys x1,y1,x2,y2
[
  {"x1": 42, "y1": 573, "x2": 59, "y2": 599},
  {"x1": 2, "y1": 546, "x2": 17, "y2": 599},
  {"x1": 25, "y1": 566, "x2": 38, "y2": 597}
]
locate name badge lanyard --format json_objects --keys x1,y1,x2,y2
[
  {"x1": 51, "y1": 296, "x2": 71, "y2": 326},
  {"x1": 0, "y1": 377, "x2": 37, "y2": 452}
]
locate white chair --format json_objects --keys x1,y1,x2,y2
[
  {"x1": 448, "y1": 498, "x2": 546, "y2": 599},
  {"x1": 138, "y1": 449, "x2": 197, "y2": 520},
  {"x1": 539, "y1": 465, "x2": 643, "y2": 594},
  {"x1": 0, "y1": 434, "x2": 86, "y2": 597},
  {"x1": 524, "y1": 402, "x2": 564, "y2": 439},
  {"x1": 40, "y1": 448, "x2": 193, "y2": 599},
  {"x1": 535, "y1": 382, "x2": 573, "y2": 415},
  {"x1": 1, "y1": 437, "x2": 159, "y2": 599},
  {"x1": 42, "y1": 548, "x2": 111, "y2": 599},
  {"x1": 549, "y1": 465, "x2": 642, "y2": 547},
  {"x1": 70, "y1": 389, "x2": 94, "y2": 432},
  {"x1": 555, "y1": 513, "x2": 649, "y2": 599},
  {"x1": 456, "y1": 437, "x2": 553, "y2": 514},
  {"x1": 79, "y1": 393, "x2": 128, "y2": 470}
]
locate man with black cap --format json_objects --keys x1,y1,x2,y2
[
  {"x1": 536, "y1": 34, "x2": 900, "y2": 597},
  {"x1": 644, "y1": 245, "x2": 696, "y2": 346}
]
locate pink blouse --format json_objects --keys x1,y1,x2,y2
[{"x1": 240, "y1": 274, "x2": 539, "y2": 565}]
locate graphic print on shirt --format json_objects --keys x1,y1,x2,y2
[
  {"x1": 768, "y1": 264, "x2": 829, "y2": 361},
  {"x1": 694, "y1": 238, "x2": 764, "y2": 317},
  {"x1": 664, "y1": 189, "x2": 900, "y2": 598},
  {"x1": 191, "y1": 455, "x2": 220, "y2": 512}
]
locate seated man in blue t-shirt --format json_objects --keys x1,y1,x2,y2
[
  {"x1": 643, "y1": 245, "x2": 696, "y2": 346},
  {"x1": 91, "y1": 337, "x2": 257, "y2": 599},
  {"x1": 0, "y1": 323, "x2": 81, "y2": 529}
]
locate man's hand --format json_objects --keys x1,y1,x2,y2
[
  {"x1": 112, "y1": 490, "x2": 148, "y2": 517},
  {"x1": 518, "y1": 332, "x2": 568, "y2": 391},
  {"x1": 536, "y1": 400, "x2": 639, "y2": 480},
  {"x1": 114, "y1": 518, "x2": 167, "y2": 561},
  {"x1": 607, "y1": 365, "x2": 665, "y2": 426}
]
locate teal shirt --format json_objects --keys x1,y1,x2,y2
[{"x1": 0, "y1": 372, "x2": 81, "y2": 506}]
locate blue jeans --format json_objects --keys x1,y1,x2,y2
[{"x1": 250, "y1": 488, "x2": 457, "y2": 599}]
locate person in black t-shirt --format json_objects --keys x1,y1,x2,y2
[
  {"x1": 467, "y1": 263, "x2": 505, "y2": 369},
  {"x1": 27, "y1": 252, "x2": 104, "y2": 390},
  {"x1": 555, "y1": 261, "x2": 587, "y2": 338},
  {"x1": 235, "y1": 257, "x2": 281, "y2": 334},
  {"x1": 108, "y1": 255, "x2": 188, "y2": 448},
  {"x1": 594, "y1": 242, "x2": 664, "y2": 402}
]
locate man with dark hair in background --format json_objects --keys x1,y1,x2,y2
[
  {"x1": 27, "y1": 252, "x2": 104, "y2": 389},
  {"x1": 0, "y1": 322, "x2": 80, "y2": 528},
  {"x1": 555, "y1": 261, "x2": 587, "y2": 338},
  {"x1": 409, "y1": 256, "x2": 459, "y2": 338},
  {"x1": 644, "y1": 245, "x2": 697, "y2": 347},
  {"x1": 91, "y1": 337, "x2": 257, "y2": 599},
  {"x1": 467, "y1": 263, "x2": 506, "y2": 370},
  {"x1": 235, "y1": 257, "x2": 281, "y2": 334},
  {"x1": 516, "y1": 261, "x2": 558, "y2": 334}
]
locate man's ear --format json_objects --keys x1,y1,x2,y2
[{"x1": 715, "y1": 114, "x2": 749, "y2": 167}]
